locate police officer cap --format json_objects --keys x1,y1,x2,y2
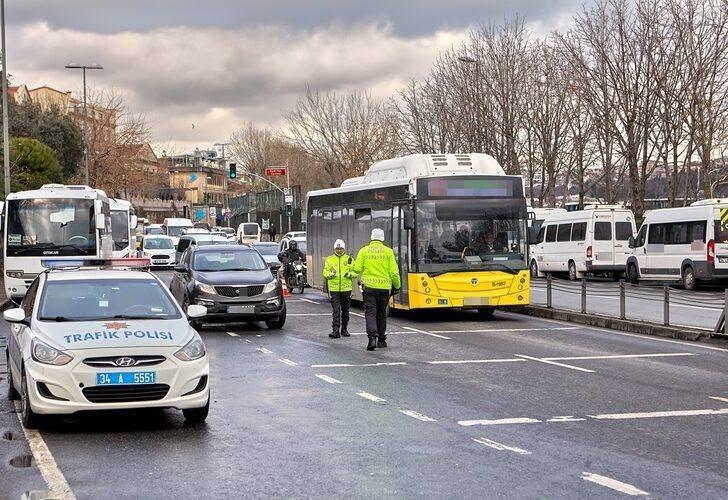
[
  {"x1": 334, "y1": 239, "x2": 346, "y2": 250},
  {"x1": 371, "y1": 228, "x2": 385, "y2": 241}
]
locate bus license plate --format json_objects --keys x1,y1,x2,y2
[{"x1": 96, "y1": 372, "x2": 155, "y2": 385}]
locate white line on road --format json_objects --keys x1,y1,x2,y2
[
  {"x1": 350, "y1": 312, "x2": 365, "y2": 318},
  {"x1": 402, "y1": 326, "x2": 451, "y2": 339},
  {"x1": 278, "y1": 358, "x2": 298, "y2": 366},
  {"x1": 581, "y1": 472, "x2": 649, "y2": 496},
  {"x1": 400, "y1": 409, "x2": 437, "y2": 422},
  {"x1": 315, "y1": 374, "x2": 343, "y2": 384},
  {"x1": 458, "y1": 417, "x2": 542, "y2": 427},
  {"x1": 356, "y1": 391, "x2": 387, "y2": 404},
  {"x1": 589, "y1": 408, "x2": 728, "y2": 420},
  {"x1": 428, "y1": 327, "x2": 578, "y2": 334},
  {"x1": 473, "y1": 437, "x2": 531, "y2": 455},
  {"x1": 226, "y1": 331, "x2": 239, "y2": 337},
  {"x1": 311, "y1": 362, "x2": 407, "y2": 368},
  {"x1": 710, "y1": 396, "x2": 728, "y2": 403},
  {"x1": 427, "y1": 358, "x2": 526, "y2": 365},
  {"x1": 515, "y1": 354, "x2": 595, "y2": 373},
  {"x1": 300, "y1": 298, "x2": 320, "y2": 304},
  {"x1": 14, "y1": 402, "x2": 76, "y2": 500},
  {"x1": 257, "y1": 347, "x2": 273, "y2": 354},
  {"x1": 543, "y1": 352, "x2": 695, "y2": 361},
  {"x1": 349, "y1": 331, "x2": 412, "y2": 335},
  {"x1": 288, "y1": 313, "x2": 331, "y2": 316},
  {"x1": 546, "y1": 416, "x2": 587, "y2": 422}
]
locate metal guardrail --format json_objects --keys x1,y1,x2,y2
[{"x1": 535, "y1": 275, "x2": 728, "y2": 337}]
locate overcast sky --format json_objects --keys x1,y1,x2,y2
[{"x1": 7, "y1": 1, "x2": 584, "y2": 154}]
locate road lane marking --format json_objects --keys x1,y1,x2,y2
[
  {"x1": 244, "y1": 339, "x2": 252, "y2": 343},
  {"x1": 581, "y1": 472, "x2": 649, "y2": 496},
  {"x1": 226, "y1": 331, "x2": 239, "y2": 337},
  {"x1": 710, "y1": 396, "x2": 728, "y2": 403},
  {"x1": 350, "y1": 312, "x2": 365, "y2": 318},
  {"x1": 288, "y1": 313, "x2": 331, "y2": 316},
  {"x1": 403, "y1": 326, "x2": 451, "y2": 339},
  {"x1": 458, "y1": 417, "x2": 541, "y2": 427},
  {"x1": 428, "y1": 327, "x2": 578, "y2": 334},
  {"x1": 515, "y1": 354, "x2": 595, "y2": 373},
  {"x1": 14, "y1": 402, "x2": 76, "y2": 500},
  {"x1": 278, "y1": 358, "x2": 298, "y2": 366},
  {"x1": 311, "y1": 362, "x2": 407, "y2": 368},
  {"x1": 356, "y1": 391, "x2": 387, "y2": 404},
  {"x1": 589, "y1": 408, "x2": 728, "y2": 420},
  {"x1": 546, "y1": 416, "x2": 587, "y2": 422},
  {"x1": 315, "y1": 374, "x2": 343, "y2": 384},
  {"x1": 473, "y1": 437, "x2": 531, "y2": 455},
  {"x1": 428, "y1": 358, "x2": 526, "y2": 365},
  {"x1": 257, "y1": 347, "x2": 273, "y2": 354},
  {"x1": 543, "y1": 353, "x2": 695, "y2": 361},
  {"x1": 300, "y1": 298, "x2": 320, "y2": 304},
  {"x1": 400, "y1": 409, "x2": 437, "y2": 422}
]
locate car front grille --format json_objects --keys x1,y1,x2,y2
[
  {"x1": 82, "y1": 384, "x2": 170, "y2": 403},
  {"x1": 83, "y1": 355, "x2": 166, "y2": 368},
  {"x1": 214, "y1": 285, "x2": 265, "y2": 297},
  {"x1": 152, "y1": 254, "x2": 170, "y2": 259}
]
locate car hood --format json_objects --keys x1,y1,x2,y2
[
  {"x1": 34, "y1": 318, "x2": 195, "y2": 351},
  {"x1": 261, "y1": 255, "x2": 279, "y2": 265},
  {"x1": 192, "y1": 269, "x2": 274, "y2": 285}
]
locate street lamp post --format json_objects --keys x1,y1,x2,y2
[
  {"x1": 2, "y1": 0, "x2": 10, "y2": 197},
  {"x1": 65, "y1": 63, "x2": 103, "y2": 185},
  {"x1": 214, "y1": 142, "x2": 231, "y2": 226}
]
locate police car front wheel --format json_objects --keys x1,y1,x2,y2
[
  {"x1": 20, "y1": 370, "x2": 41, "y2": 429},
  {"x1": 183, "y1": 397, "x2": 209, "y2": 423}
]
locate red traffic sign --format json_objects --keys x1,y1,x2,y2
[{"x1": 265, "y1": 166, "x2": 287, "y2": 177}]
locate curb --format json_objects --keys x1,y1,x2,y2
[{"x1": 516, "y1": 305, "x2": 728, "y2": 345}]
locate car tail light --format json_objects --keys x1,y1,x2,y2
[
  {"x1": 586, "y1": 246, "x2": 592, "y2": 258},
  {"x1": 708, "y1": 239, "x2": 715, "y2": 263}
]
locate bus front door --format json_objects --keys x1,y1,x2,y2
[{"x1": 391, "y1": 204, "x2": 409, "y2": 307}]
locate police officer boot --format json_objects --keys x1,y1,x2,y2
[
  {"x1": 377, "y1": 337, "x2": 387, "y2": 348},
  {"x1": 366, "y1": 337, "x2": 377, "y2": 351},
  {"x1": 329, "y1": 331, "x2": 341, "y2": 339},
  {"x1": 340, "y1": 329, "x2": 350, "y2": 337}
]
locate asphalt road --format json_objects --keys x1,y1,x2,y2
[
  {"x1": 2, "y1": 270, "x2": 728, "y2": 499},
  {"x1": 530, "y1": 277, "x2": 725, "y2": 331}
]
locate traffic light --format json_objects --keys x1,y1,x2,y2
[
  {"x1": 229, "y1": 163, "x2": 237, "y2": 179},
  {"x1": 286, "y1": 204, "x2": 293, "y2": 217}
]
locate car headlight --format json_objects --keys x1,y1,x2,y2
[
  {"x1": 174, "y1": 334, "x2": 206, "y2": 361},
  {"x1": 195, "y1": 282, "x2": 216, "y2": 294},
  {"x1": 31, "y1": 338, "x2": 73, "y2": 366},
  {"x1": 263, "y1": 279, "x2": 278, "y2": 293}
]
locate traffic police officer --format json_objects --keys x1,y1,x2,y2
[
  {"x1": 323, "y1": 239, "x2": 356, "y2": 339},
  {"x1": 353, "y1": 228, "x2": 401, "y2": 351}
]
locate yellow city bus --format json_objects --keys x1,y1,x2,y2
[{"x1": 306, "y1": 154, "x2": 531, "y2": 317}]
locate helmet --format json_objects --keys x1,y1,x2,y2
[{"x1": 289, "y1": 240, "x2": 298, "y2": 251}]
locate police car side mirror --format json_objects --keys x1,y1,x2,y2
[
  {"x1": 628, "y1": 235, "x2": 635, "y2": 249},
  {"x1": 3, "y1": 308, "x2": 28, "y2": 325},
  {"x1": 187, "y1": 305, "x2": 207, "y2": 319}
]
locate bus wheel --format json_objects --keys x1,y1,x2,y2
[
  {"x1": 477, "y1": 307, "x2": 495, "y2": 319},
  {"x1": 530, "y1": 260, "x2": 539, "y2": 278},
  {"x1": 682, "y1": 266, "x2": 696, "y2": 290},
  {"x1": 627, "y1": 263, "x2": 639, "y2": 284}
]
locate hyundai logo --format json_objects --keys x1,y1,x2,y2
[
  {"x1": 471, "y1": 278, "x2": 479, "y2": 286},
  {"x1": 115, "y1": 357, "x2": 136, "y2": 367}
]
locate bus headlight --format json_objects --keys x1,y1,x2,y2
[{"x1": 6, "y1": 270, "x2": 23, "y2": 279}]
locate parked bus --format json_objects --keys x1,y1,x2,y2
[
  {"x1": 530, "y1": 206, "x2": 636, "y2": 280},
  {"x1": 109, "y1": 198, "x2": 138, "y2": 258},
  {"x1": 307, "y1": 153, "x2": 531, "y2": 316},
  {"x1": 3, "y1": 184, "x2": 113, "y2": 300},
  {"x1": 626, "y1": 200, "x2": 728, "y2": 289}
]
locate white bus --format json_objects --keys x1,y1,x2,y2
[
  {"x1": 3, "y1": 184, "x2": 113, "y2": 300},
  {"x1": 109, "y1": 198, "x2": 138, "y2": 258},
  {"x1": 162, "y1": 217, "x2": 193, "y2": 245},
  {"x1": 531, "y1": 206, "x2": 636, "y2": 280},
  {"x1": 626, "y1": 200, "x2": 728, "y2": 289}
]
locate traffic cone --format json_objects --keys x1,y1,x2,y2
[{"x1": 282, "y1": 278, "x2": 290, "y2": 297}]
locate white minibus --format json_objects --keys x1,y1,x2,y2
[
  {"x1": 531, "y1": 206, "x2": 636, "y2": 279},
  {"x1": 237, "y1": 222, "x2": 261, "y2": 244},
  {"x1": 163, "y1": 217, "x2": 194, "y2": 245},
  {"x1": 627, "y1": 201, "x2": 728, "y2": 289}
]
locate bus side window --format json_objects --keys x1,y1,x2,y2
[{"x1": 545, "y1": 225, "x2": 557, "y2": 243}]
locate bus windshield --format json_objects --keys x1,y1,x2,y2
[
  {"x1": 111, "y1": 211, "x2": 130, "y2": 251},
  {"x1": 5, "y1": 199, "x2": 97, "y2": 256},
  {"x1": 416, "y1": 199, "x2": 528, "y2": 274}
]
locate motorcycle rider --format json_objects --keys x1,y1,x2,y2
[
  {"x1": 323, "y1": 239, "x2": 356, "y2": 339},
  {"x1": 278, "y1": 240, "x2": 306, "y2": 286}
]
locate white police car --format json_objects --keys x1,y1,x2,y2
[{"x1": 3, "y1": 259, "x2": 210, "y2": 428}]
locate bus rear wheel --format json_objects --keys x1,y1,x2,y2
[
  {"x1": 682, "y1": 266, "x2": 696, "y2": 290},
  {"x1": 477, "y1": 307, "x2": 495, "y2": 319}
]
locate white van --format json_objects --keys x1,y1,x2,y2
[
  {"x1": 626, "y1": 201, "x2": 728, "y2": 290},
  {"x1": 528, "y1": 207, "x2": 567, "y2": 256},
  {"x1": 531, "y1": 207, "x2": 636, "y2": 279},
  {"x1": 163, "y1": 217, "x2": 194, "y2": 245},
  {"x1": 237, "y1": 222, "x2": 261, "y2": 244}
]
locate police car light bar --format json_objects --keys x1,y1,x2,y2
[{"x1": 41, "y1": 258, "x2": 151, "y2": 270}]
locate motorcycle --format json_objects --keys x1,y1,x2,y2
[{"x1": 282, "y1": 259, "x2": 307, "y2": 294}]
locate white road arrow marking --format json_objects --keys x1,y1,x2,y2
[
  {"x1": 473, "y1": 437, "x2": 531, "y2": 455},
  {"x1": 581, "y1": 472, "x2": 649, "y2": 496}
]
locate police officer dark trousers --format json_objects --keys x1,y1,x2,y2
[
  {"x1": 353, "y1": 228, "x2": 401, "y2": 351},
  {"x1": 322, "y1": 239, "x2": 356, "y2": 338}
]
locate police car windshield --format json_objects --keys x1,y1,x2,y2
[{"x1": 38, "y1": 279, "x2": 182, "y2": 321}]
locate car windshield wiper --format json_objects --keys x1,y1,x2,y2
[{"x1": 39, "y1": 316, "x2": 72, "y2": 322}]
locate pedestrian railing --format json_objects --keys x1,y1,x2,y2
[{"x1": 533, "y1": 275, "x2": 728, "y2": 337}]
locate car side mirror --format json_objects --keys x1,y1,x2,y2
[
  {"x1": 3, "y1": 308, "x2": 28, "y2": 325},
  {"x1": 174, "y1": 264, "x2": 187, "y2": 273},
  {"x1": 403, "y1": 210, "x2": 415, "y2": 230},
  {"x1": 95, "y1": 213, "x2": 106, "y2": 231},
  {"x1": 187, "y1": 304, "x2": 207, "y2": 319},
  {"x1": 130, "y1": 215, "x2": 138, "y2": 228},
  {"x1": 628, "y1": 235, "x2": 635, "y2": 248}
]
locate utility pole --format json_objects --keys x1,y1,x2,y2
[
  {"x1": 65, "y1": 63, "x2": 103, "y2": 185},
  {"x1": 1, "y1": 0, "x2": 10, "y2": 197},
  {"x1": 214, "y1": 142, "x2": 231, "y2": 226}
]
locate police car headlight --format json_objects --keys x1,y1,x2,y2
[
  {"x1": 174, "y1": 334, "x2": 206, "y2": 361},
  {"x1": 31, "y1": 339, "x2": 73, "y2": 366},
  {"x1": 195, "y1": 282, "x2": 216, "y2": 294},
  {"x1": 263, "y1": 279, "x2": 277, "y2": 293}
]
